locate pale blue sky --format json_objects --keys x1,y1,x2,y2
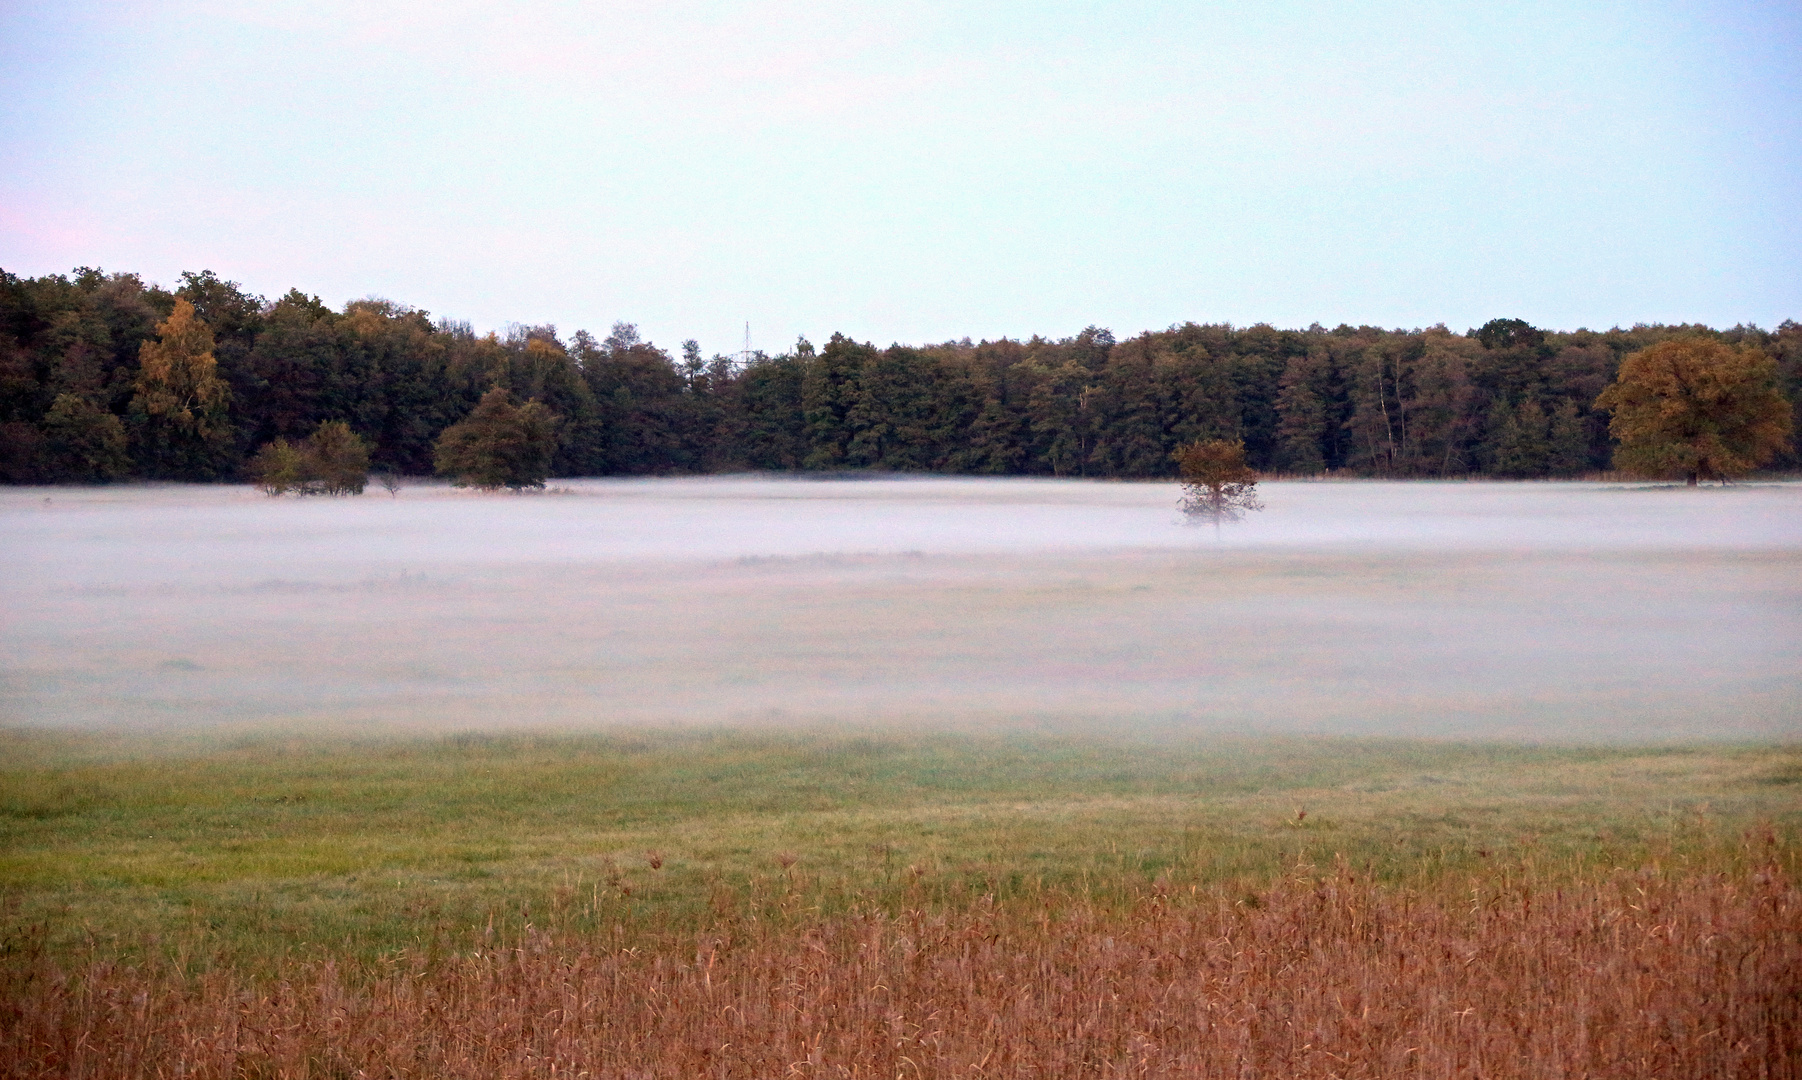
[{"x1": 2, "y1": 1, "x2": 1797, "y2": 355}]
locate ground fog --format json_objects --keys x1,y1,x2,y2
[{"x1": 3, "y1": 477, "x2": 1797, "y2": 739}]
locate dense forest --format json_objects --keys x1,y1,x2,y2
[{"x1": 3, "y1": 266, "x2": 1798, "y2": 484}]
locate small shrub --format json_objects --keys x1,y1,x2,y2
[
  {"x1": 248, "y1": 421, "x2": 370, "y2": 496},
  {"x1": 248, "y1": 438, "x2": 306, "y2": 496}
]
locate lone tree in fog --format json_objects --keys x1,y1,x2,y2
[
  {"x1": 1594, "y1": 338, "x2": 1792, "y2": 486},
  {"x1": 1175, "y1": 438, "x2": 1262, "y2": 530},
  {"x1": 433, "y1": 387, "x2": 560, "y2": 490}
]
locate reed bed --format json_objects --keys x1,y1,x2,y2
[{"x1": 6, "y1": 855, "x2": 1797, "y2": 1080}]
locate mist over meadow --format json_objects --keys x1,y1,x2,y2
[
  {"x1": 5, "y1": 477, "x2": 1796, "y2": 740},
  {"x1": 6, "y1": 9, "x2": 1801, "y2": 1075}
]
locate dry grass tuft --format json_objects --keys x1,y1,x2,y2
[{"x1": 5, "y1": 856, "x2": 1797, "y2": 1079}]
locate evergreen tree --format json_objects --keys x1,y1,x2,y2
[
  {"x1": 802, "y1": 334, "x2": 870, "y2": 469},
  {"x1": 1484, "y1": 395, "x2": 1550, "y2": 478},
  {"x1": 964, "y1": 395, "x2": 1027, "y2": 474},
  {"x1": 733, "y1": 351, "x2": 808, "y2": 470},
  {"x1": 1545, "y1": 400, "x2": 1589, "y2": 476},
  {"x1": 1274, "y1": 351, "x2": 1330, "y2": 473}
]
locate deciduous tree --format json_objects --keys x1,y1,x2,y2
[
  {"x1": 305, "y1": 420, "x2": 371, "y2": 494},
  {"x1": 131, "y1": 298, "x2": 233, "y2": 477},
  {"x1": 248, "y1": 420, "x2": 370, "y2": 495},
  {"x1": 248, "y1": 438, "x2": 306, "y2": 495},
  {"x1": 1594, "y1": 338, "x2": 1791, "y2": 485},
  {"x1": 40, "y1": 393, "x2": 129, "y2": 481},
  {"x1": 433, "y1": 387, "x2": 559, "y2": 490},
  {"x1": 1174, "y1": 438, "x2": 1262, "y2": 529}
]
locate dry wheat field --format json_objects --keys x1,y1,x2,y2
[{"x1": 7, "y1": 855, "x2": 1800, "y2": 1079}]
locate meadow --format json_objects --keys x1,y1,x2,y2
[
  {"x1": 3, "y1": 730, "x2": 1800, "y2": 1077},
  {"x1": 2, "y1": 478, "x2": 1799, "y2": 1075},
  {"x1": 4, "y1": 727, "x2": 1795, "y2": 965}
]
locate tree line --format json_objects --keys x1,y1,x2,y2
[{"x1": 3, "y1": 266, "x2": 1798, "y2": 484}]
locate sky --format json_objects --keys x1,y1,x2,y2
[{"x1": 2, "y1": 0, "x2": 1798, "y2": 356}]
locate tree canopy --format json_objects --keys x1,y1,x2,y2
[
  {"x1": 1594, "y1": 338, "x2": 1793, "y2": 485},
  {"x1": 130, "y1": 298, "x2": 233, "y2": 478},
  {"x1": 1174, "y1": 438, "x2": 1263, "y2": 525},
  {"x1": 1, "y1": 265, "x2": 1796, "y2": 485},
  {"x1": 249, "y1": 420, "x2": 371, "y2": 495},
  {"x1": 433, "y1": 387, "x2": 560, "y2": 490}
]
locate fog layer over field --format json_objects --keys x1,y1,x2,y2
[{"x1": 4, "y1": 479, "x2": 1798, "y2": 739}]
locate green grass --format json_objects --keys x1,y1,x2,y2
[{"x1": 3, "y1": 727, "x2": 1798, "y2": 971}]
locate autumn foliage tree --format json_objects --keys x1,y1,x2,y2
[
  {"x1": 1174, "y1": 437, "x2": 1262, "y2": 526},
  {"x1": 1594, "y1": 338, "x2": 1792, "y2": 485},
  {"x1": 433, "y1": 387, "x2": 560, "y2": 490},
  {"x1": 130, "y1": 298, "x2": 233, "y2": 478}
]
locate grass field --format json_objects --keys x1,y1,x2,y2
[
  {"x1": 5, "y1": 728, "x2": 1798, "y2": 968},
  {"x1": 3, "y1": 729, "x2": 1800, "y2": 1078}
]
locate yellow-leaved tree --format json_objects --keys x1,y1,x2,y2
[
  {"x1": 131, "y1": 299, "x2": 233, "y2": 477},
  {"x1": 1594, "y1": 338, "x2": 1791, "y2": 485}
]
